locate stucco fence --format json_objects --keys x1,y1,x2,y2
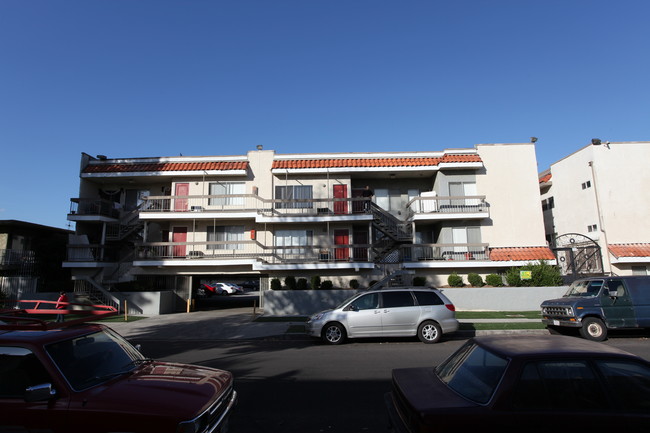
[{"x1": 262, "y1": 286, "x2": 569, "y2": 316}]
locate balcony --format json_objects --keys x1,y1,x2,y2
[
  {"x1": 400, "y1": 243, "x2": 490, "y2": 262},
  {"x1": 68, "y1": 198, "x2": 120, "y2": 221},
  {"x1": 64, "y1": 244, "x2": 119, "y2": 265},
  {"x1": 407, "y1": 196, "x2": 489, "y2": 220},
  {"x1": 139, "y1": 194, "x2": 373, "y2": 221},
  {"x1": 132, "y1": 240, "x2": 374, "y2": 267}
]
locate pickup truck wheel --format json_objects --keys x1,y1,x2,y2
[
  {"x1": 580, "y1": 317, "x2": 607, "y2": 341},
  {"x1": 418, "y1": 321, "x2": 442, "y2": 344},
  {"x1": 322, "y1": 323, "x2": 346, "y2": 345}
]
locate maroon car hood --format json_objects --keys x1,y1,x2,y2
[{"x1": 76, "y1": 361, "x2": 232, "y2": 418}]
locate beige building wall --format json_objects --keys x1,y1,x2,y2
[{"x1": 475, "y1": 142, "x2": 547, "y2": 247}]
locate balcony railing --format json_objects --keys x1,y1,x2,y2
[
  {"x1": 69, "y1": 198, "x2": 120, "y2": 218},
  {"x1": 0, "y1": 249, "x2": 36, "y2": 267},
  {"x1": 133, "y1": 241, "x2": 373, "y2": 264},
  {"x1": 407, "y1": 196, "x2": 488, "y2": 217},
  {"x1": 139, "y1": 195, "x2": 372, "y2": 216},
  {"x1": 400, "y1": 243, "x2": 490, "y2": 261},
  {"x1": 66, "y1": 244, "x2": 119, "y2": 262}
]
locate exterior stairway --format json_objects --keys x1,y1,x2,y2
[{"x1": 369, "y1": 203, "x2": 413, "y2": 263}]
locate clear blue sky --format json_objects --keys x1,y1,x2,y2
[{"x1": 1, "y1": 0, "x2": 649, "y2": 230}]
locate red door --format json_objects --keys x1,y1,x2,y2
[
  {"x1": 334, "y1": 229, "x2": 349, "y2": 261},
  {"x1": 174, "y1": 183, "x2": 189, "y2": 211},
  {"x1": 333, "y1": 185, "x2": 348, "y2": 215},
  {"x1": 172, "y1": 227, "x2": 187, "y2": 257}
]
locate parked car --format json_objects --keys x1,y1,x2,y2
[
  {"x1": 198, "y1": 282, "x2": 242, "y2": 296},
  {"x1": 0, "y1": 310, "x2": 237, "y2": 433},
  {"x1": 306, "y1": 287, "x2": 458, "y2": 344},
  {"x1": 541, "y1": 276, "x2": 650, "y2": 341},
  {"x1": 385, "y1": 335, "x2": 650, "y2": 432}
]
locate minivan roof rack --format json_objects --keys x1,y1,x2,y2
[
  {"x1": 367, "y1": 270, "x2": 416, "y2": 290},
  {"x1": 0, "y1": 300, "x2": 118, "y2": 331}
]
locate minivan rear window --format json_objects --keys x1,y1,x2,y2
[{"x1": 413, "y1": 291, "x2": 443, "y2": 306}]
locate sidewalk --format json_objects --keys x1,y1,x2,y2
[{"x1": 106, "y1": 308, "x2": 546, "y2": 341}]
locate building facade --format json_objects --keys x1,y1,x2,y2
[
  {"x1": 539, "y1": 140, "x2": 650, "y2": 278},
  {"x1": 65, "y1": 143, "x2": 554, "y2": 308}
]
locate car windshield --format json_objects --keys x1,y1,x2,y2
[
  {"x1": 436, "y1": 341, "x2": 508, "y2": 404},
  {"x1": 565, "y1": 280, "x2": 604, "y2": 297},
  {"x1": 46, "y1": 328, "x2": 145, "y2": 391}
]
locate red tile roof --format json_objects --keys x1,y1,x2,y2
[
  {"x1": 84, "y1": 161, "x2": 248, "y2": 173},
  {"x1": 489, "y1": 247, "x2": 556, "y2": 261},
  {"x1": 272, "y1": 154, "x2": 482, "y2": 169},
  {"x1": 608, "y1": 243, "x2": 650, "y2": 258},
  {"x1": 539, "y1": 173, "x2": 552, "y2": 183}
]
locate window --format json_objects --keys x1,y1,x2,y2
[
  {"x1": 275, "y1": 229, "x2": 313, "y2": 255},
  {"x1": 542, "y1": 197, "x2": 554, "y2": 211},
  {"x1": 382, "y1": 291, "x2": 415, "y2": 308},
  {"x1": 596, "y1": 360, "x2": 650, "y2": 412},
  {"x1": 207, "y1": 226, "x2": 244, "y2": 250},
  {"x1": 275, "y1": 185, "x2": 313, "y2": 209},
  {"x1": 413, "y1": 291, "x2": 443, "y2": 306},
  {"x1": 0, "y1": 347, "x2": 52, "y2": 398},
  {"x1": 209, "y1": 182, "x2": 245, "y2": 206},
  {"x1": 582, "y1": 180, "x2": 592, "y2": 190},
  {"x1": 588, "y1": 224, "x2": 598, "y2": 232},
  {"x1": 449, "y1": 181, "x2": 478, "y2": 206},
  {"x1": 513, "y1": 361, "x2": 606, "y2": 411},
  {"x1": 349, "y1": 293, "x2": 379, "y2": 311}
]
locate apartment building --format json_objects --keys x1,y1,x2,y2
[
  {"x1": 65, "y1": 143, "x2": 554, "y2": 308},
  {"x1": 539, "y1": 140, "x2": 650, "y2": 278}
]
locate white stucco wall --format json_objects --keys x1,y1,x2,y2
[{"x1": 475, "y1": 143, "x2": 547, "y2": 247}]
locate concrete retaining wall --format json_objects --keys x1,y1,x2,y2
[{"x1": 262, "y1": 286, "x2": 569, "y2": 316}]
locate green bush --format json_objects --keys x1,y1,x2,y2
[
  {"x1": 285, "y1": 276, "x2": 297, "y2": 290},
  {"x1": 485, "y1": 274, "x2": 504, "y2": 287},
  {"x1": 297, "y1": 278, "x2": 308, "y2": 290},
  {"x1": 270, "y1": 278, "x2": 282, "y2": 290},
  {"x1": 413, "y1": 276, "x2": 427, "y2": 286},
  {"x1": 447, "y1": 272, "x2": 464, "y2": 287},
  {"x1": 349, "y1": 279, "x2": 360, "y2": 289},
  {"x1": 505, "y1": 261, "x2": 563, "y2": 287},
  {"x1": 310, "y1": 275, "x2": 321, "y2": 290},
  {"x1": 468, "y1": 273, "x2": 484, "y2": 287},
  {"x1": 320, "y1": 280, "x2": 333, "y2": 290}
]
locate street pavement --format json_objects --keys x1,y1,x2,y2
[{"x1": 107, "y1": 307, "x2": 545, "y2": 341}]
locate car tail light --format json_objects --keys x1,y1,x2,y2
[{"x1": 445, "y1": 304, "x2": 456, "y2": 312}]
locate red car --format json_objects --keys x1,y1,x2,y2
[{"x1": 0, "y1": 308, "x2": 237, "y2": 432}]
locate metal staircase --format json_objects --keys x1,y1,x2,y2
[
  {"x1": 369, "y1": 203, "x2": 413, "y2": 263},
  {"x1": 367, "y1": 270, "x2": 416, "y2": 290}
]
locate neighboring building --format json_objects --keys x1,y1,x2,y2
[
  {"x1": 65, "y1": 144, "x2": 554, "y2": 309},
  {"x1": 539, "y1": 140, "x2": 650, "y2": 278},
  {"x1": 0, "y1": 220, "x2": 72, "y2": 298}
]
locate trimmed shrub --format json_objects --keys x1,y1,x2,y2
[
  {"x1": 505, "y1": 267, "x2": 522, "y2": 286},
  {"x1": 485, "y1": 274, "x2": 504, "y2": 287},
  {"x1": 310, "y1": 275, "x2": 321, "y2": 290},
  {"x1": 413, "y1": 276, "x2": 427, "y2": 286},
  {"x1": 468, "y1": 273, "x2": 484, "y2": 287},
  {"x1": 506, "y1": 261, "x2": 564, "y2": 287},
  {"x1": 284, "y1": 276, "x2": 297, "y2": 290},
  {"x1": 270, "y1": 278, "x2": 282, "y2": 290},
  {"x1": 349, "y1": 279, "x2": 360, "y2": 289},
  {"x1": 320, "y1": 280, "x2": 333, "y2": 290},
  {"x1": 447, "y1": 272, "x2": 464, "y2": 287},
  {"x1": 297, "y1": 278, "x2": 308, "y2": 290}
]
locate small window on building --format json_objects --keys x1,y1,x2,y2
[
  {"x1": 587, "y1": 224, "x2": 598, "y2": 232},
  {"x1": 582, "y1": 180, "x2": 592, "y2": 190}
]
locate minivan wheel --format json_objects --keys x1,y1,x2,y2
[
  {"x1": 418, "y1": 321, "x2": 442, "y2": 344},
  {"x1": 323, "y1": 323, "x2": 346, "y2": 345},
  {"x1": 580, "y1": 317, "x2": 607, "y2": 341}
]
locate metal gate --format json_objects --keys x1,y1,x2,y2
[{"x1": 552, "y1": 233, "x2": 604, "y2": 283}]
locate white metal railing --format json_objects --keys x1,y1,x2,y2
[
  {"x1": 139, "y1": 194, "x2": 372, "y2": 216},
  {"x1": 400, "y1": 243, "x2": 490, "y2": 261},
  {"x1": 406, "y1": 195, "x2": 488, "y2": 217}
]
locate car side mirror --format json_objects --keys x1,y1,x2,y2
[
  {"x1": 348, "y1": 305, "x2": 359, "y2": 312},
  {"x1": 25, "y1": 383, "x2": 57, "y2": 402}
]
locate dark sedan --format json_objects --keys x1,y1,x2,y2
[{"x1": 385, "y1": 335, "x2": 650, "y2": 432}]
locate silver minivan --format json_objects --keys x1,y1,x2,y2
[{"x1": 306, "y1": 287, "x2": 459, "y2": 344}]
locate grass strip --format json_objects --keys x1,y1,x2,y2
[{"x1": 456, "y1": 311, "x2": 541, "y2": 319}]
